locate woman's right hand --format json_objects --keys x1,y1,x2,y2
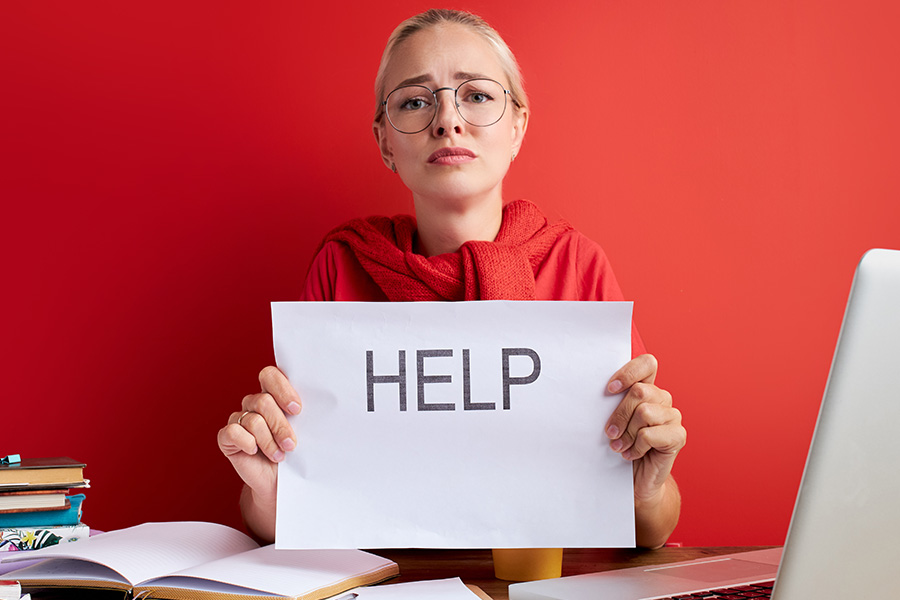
[{"x1": 217, "y1": 366, "x2": 301, "y2": 539}]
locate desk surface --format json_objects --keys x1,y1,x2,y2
[
  {"x1": 375, "y1": 547, "x2": 773, "y2": 600},
  {"x1": 17, "y1": 546, "x2": 771, "y2": 600}
]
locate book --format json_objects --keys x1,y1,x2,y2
[
  {"x1": 0, "y1": 491, "x2": 69, "y2": 513},
  {"x1": 0, "y1": 482, "x2": 88, "y2": 494},
  {"x1": 1, "y1": 524, "x2": 90, "y2": 552},
  {"x1": 0, "y1": 580, "x2": 21, "y2": 600},
  {"x1": 0, "y1": 495, "x2": 84, "y2": 528},
  {"x1": 0, "y1": 521, "x2": 399, "y2": 600},
  {"x1": 0, "y1": 458, "x2": 86, "y2": 489}
]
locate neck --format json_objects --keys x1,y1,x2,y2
[{"x1": 413, "y1": 193, "x2": 504, "y2": 257}]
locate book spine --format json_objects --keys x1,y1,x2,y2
[
  {"x1": 0, "y1": 523, "x2": 90, "y2": 551},
  {"x1": 0, "y1": 495, "x2": 84, "y2": 529},
  {"x1": 0, "y1": 579, "x2": 22, "y2": 600}
]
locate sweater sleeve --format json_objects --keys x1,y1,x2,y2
[
  {"x1": 299, "y1": 243, "x2": 337, "y2": 301},
  {"x1": 535, "y1": 231, "x2": 647, "y2": 358},
  {"x1": 574, "y1": 234, "x2": 647, "y2": 358},
  {"x1": 299, "y1": 241, "x2": 388, "y2": 302}
]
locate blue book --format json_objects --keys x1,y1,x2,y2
[{"x1": 0, "y1": 494, "x2": 84, "y2": 528}]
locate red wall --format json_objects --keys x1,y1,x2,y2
[{"x1": 3, "y1": 1, "x2": 898, "y2": 546}]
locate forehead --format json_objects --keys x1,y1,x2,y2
[{"x1": 383, "y1": 23, "x2": 506, "y2": 90}]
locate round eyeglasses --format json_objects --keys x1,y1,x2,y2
[{"x1": 382, "y1": 78, "x2": 512, "y2": 134}]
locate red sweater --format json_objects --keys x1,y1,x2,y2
[{"x1": 299, "y1": 203, "x2": 646, "y2": 357}]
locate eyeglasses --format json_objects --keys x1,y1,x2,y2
[{"x1": 382, "y1": 78, "x2": 512, "y2": 134}]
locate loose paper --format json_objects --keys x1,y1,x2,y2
[
  {"x1": 273, "y1": 301, "x2": 635, "y2": 549},
  {"x1": 348, "y1": 577, "x2": 481, "y2": 598}
]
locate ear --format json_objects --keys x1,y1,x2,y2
[
  {"x1": 510, "y1": 105, "x2": 529, "y2": 159},
  {"x1": 373, "y1": 120, "x2": 395, "y2": 171}
]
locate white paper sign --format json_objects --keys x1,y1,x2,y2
[{"x1": 273, "y1": 301, "x2": 635, "y2": 549}]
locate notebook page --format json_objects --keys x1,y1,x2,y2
[
  {"x1": 147, "y1": 546, "x2": 395, "y2": 596},
  {"x1": 1, "y1": 522, "x2": 258, "y2": 586},
  {"x1": 353, "y1": 577, "x2": 481, "y2": 598},
  {"x1": 137, "y1": 577, "x2": 279, "y2": 597},
  {"x1": 2, "y1": 558, "x2": 129, "y2": 585}
]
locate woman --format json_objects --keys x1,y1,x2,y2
[{"x1": 217, "y1": 9, "x2": 686, "y2": 550}]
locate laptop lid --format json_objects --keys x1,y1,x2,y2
[
  {"x1": 772, "y1": 248, "x2": 900, "y2": 598},
  {"x1": 510, "y1": 248, "x2": 900, "y2": 600}
]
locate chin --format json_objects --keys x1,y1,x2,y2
[
  {"x1": 406, "y1": 171, "x2": 503, "y2": 208},
  {"x1": 413, "y1": 185, "x2": 492, "y2": 209}
]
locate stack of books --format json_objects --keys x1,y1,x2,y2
[
  {"x1": 0, "y1": 578, "x2": 29, "y2": 600},
  {"x1": 0, "y1": 457, "x2": 90, "y2": 552}
]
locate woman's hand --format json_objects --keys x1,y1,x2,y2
[
  {"x1": 605, "y1": 354, "x2": 686, "y2": 548},
  {"x1": 216, "y1": 366, "x2": 301, "y2": 541}
]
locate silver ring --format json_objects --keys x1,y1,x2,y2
[{"x1": 237, "y1": 410, "x2": 255, "y2": 427}]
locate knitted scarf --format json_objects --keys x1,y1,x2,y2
[{"x1": 317, "y1": 199, "x2": 573, "y2": 301}]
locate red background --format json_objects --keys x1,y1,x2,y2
[{"x1": 2, "y1": 1, "x2": 898, "y2": 546}]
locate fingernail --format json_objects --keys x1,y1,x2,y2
[
  {"x1": 610, "y1": 438, "x2": 624, "y2": 452},
  {"x1": 606, "y1": 424, "x2": 619, "y2": 439},
  {"x1": 608, "y1": 380, "x2": 623, "y2": 394},
  {"x1": 281, "y1": 438, "x2": 296, "y2": 452},
  {"x1": 287, "y1": 401, "x2": 301, "y2": 415},
  {"x1": 273, "y1": 450, "x2": 285, "y2": 462}
]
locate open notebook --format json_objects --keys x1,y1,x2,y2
[
  {"x1": 510, "y1": 248, "x2": 900, "y2": 599},
  {"x1": 0, "y1": 521, "x2": 398, "y2": 600}
]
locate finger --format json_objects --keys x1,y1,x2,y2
[
  {"x1": 217, "y1": 424, "x2": 279, "y2": 494},
  {"x1": 227, "y1": 409, "x2": 254, "y2": 427},
  {"x1": 234, "y1": 406, "x2": 286, "y2": 463},
  {"x1": 609, "y1": 399, "x2": 675, "y2": 453},
  {"x1": 607, "y1": 354, "x2": 658, "y2": 394},
  {"x1": 259, "y1": 366, "x2": 302, "y2": 415},
  {"x1": 606, "y1": 381, "x2": 672, "y2": 441},
  {"x1": 217, "y1": 422, "x2": 260, "y2": 458},
  {"x1": 240, "y1": 392, "x2": 297, "y2": 456},
  {"x1": 621, "y1": 417, "x2": 686, "y2": 462}
]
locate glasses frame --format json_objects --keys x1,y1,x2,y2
[{"x1": 382, "y1": 78, "x2": 512, "y2": 134}]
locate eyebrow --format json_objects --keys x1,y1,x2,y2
[{"x1": 395, "y1": 71, "x2": 493, "y2": 88}]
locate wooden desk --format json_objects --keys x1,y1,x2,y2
[
  {"x1": 375, "y1": 547, "x2": 773, "y2": 600},
  {"x1": 19, "y1": 547, "x2": 772, "y2": 600}
]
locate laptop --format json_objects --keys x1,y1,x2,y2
[{"x1": 510, "y1": 248, "x2": 900, "y2": 600}]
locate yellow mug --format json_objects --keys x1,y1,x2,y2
[{"x1": 492, "y1": 548, "x2": 564, "y2": 581}]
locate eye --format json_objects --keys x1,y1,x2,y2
[
  {"x1": 464, "y1": 91, "x2": 494, "y2": 104},
  {"x1": 399, "y1": 96, "x2": 431, "y2": 111}
]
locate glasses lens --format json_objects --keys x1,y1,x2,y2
[
  {"x1": 457, "y1": 79, "x2": 507, "y2": 127},
  {"x1": 385, "y1": 85, "x2": 435, "y2": 134}
]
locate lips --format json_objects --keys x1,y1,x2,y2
[{"x1": 427, "y1": 147, "x2": 476, "y2": 165}]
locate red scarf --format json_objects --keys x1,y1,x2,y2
[{"x1": 317, "y1": 199, "x2": 572, "y2": 301}]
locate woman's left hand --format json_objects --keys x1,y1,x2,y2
[{"x1": 605, "y1": 354, "x2": 686, "y2": 506}]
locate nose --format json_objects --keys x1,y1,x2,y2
[{"x1": 431, "y1": 87, "x2": 464, "y2": 136}]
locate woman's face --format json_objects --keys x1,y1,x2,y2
[{"x1": 374, "y1": 23, "x2": 528, "y2": 210}]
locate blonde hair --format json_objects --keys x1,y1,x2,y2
[{"x1": 373, "y1": 9, "x2": 528, "y2": 124}]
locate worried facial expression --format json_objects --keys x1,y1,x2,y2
[{"x1": 374, "y1": 24, "x2": 528, "y2": 211}]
